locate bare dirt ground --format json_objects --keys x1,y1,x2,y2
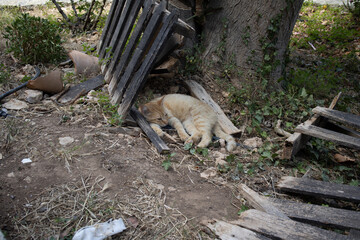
[{"x1": 0, "y1": 13, "x2": 275, "y2": 238}]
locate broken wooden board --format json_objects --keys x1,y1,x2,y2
[
  {"x1": 295, "y1": 124, "x2": 360, "y2": 150},
  {"x1": 323, "y1": 120, "x2": 360, "y2": 138},
  {"x1": 238, "y1": 184, "x2": 290, "y2": 219},
  {"x1": 184, "y1": 80, "x2": 242, "y2": 137},
  {"x1": 232, "y1": 209, "x2": 348, "y2": 240},
  {"x1": 202, "y1": 219, "x2": 270, "y2": 240},
  {"x1": 277, "y1": 176, "x2": 360, "y2": 203},
  {"x1": 269, "y1": 197, "x2": 360, "y2": 230},
  {"x1": 282, "y1": 92, "x2": 341, "y2": 159},
  {"x1": 312, "y1": 106, "x2": 360, "y2": 129},
  {"x1": 58, "y1": 75, "x2": 104, "y2": 104},
  {"x1": 129, "y1": 107, "x2": 169, "y2": 154}
]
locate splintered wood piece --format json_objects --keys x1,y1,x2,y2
[
  {"x1": 282, "y1": 92, "x2": 341, "y2": 159},
  {"x1": 232, "y1": 209, "x2": 348, "y2": 240},
  {"x1": 185, "y1": 80, "x2": 242, "y2": 136},
  {"x1": 312, "y1": 106, "x2": 360, "y2": 129},
  {"x1": 202, "y1": 219, "x2": 270, "y2": 240},
  {"x1": 238, "y1": 184, "x2": 290, "y2": 219},
  {"x1": 98, "y1": 0, "x2": 121, "y2": 56},
  {"x1": 102, "y1": 0, "x2": 144, "y2": 77},
  {"x1": 269, "y1": 197, "x2": 360, "y2": 230},
  {"x1": 277, "y1": 176, "x2": 360, "y2": 203},
  {"x1": 117, "y1": 12, "x2": 178, "y2": 119},
  {"x1": 129, "y1": 107, "x2": 169, "y2": 154},
  {"x1": 108, "y1": 0, "x2": 164, "y2": 96},
  {"x1": 295, "y1": 124, "x2": 360, "y2": 149},
  {"x1": 58, "y1": 75, "x2": 104, "y2": 104},
  {"x1": 98, "y1": 0, "x2": 126, "y2": 59},
  {"x1": 105, "y1": 0, "x2": 155, "y2": 84}
]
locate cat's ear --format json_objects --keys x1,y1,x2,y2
[
  {"x1": 139, "y1": 105, "x2": 150, "y2": 116},
  {"x1": 157, "y1": 96, "x2": 165, "y2": 104}
]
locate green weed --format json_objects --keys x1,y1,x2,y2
[
  {"x1": 0, "y1": 64, "x2": 10, "y2": 84},
  {"x1": 162, "y1": 153, "x2": 176, "y2": 171},
  {"x1": 95, "y1": 92, "x2": 123, "y2": 126}
]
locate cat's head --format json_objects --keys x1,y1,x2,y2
[{"x1": 139, "y1": 96, "x2": 168, "y2": 126}]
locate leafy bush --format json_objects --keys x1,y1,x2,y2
[{"x1": 3, "y1": 13, "x2": 66, "y2": 64}]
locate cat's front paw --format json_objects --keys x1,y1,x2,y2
[
  {"x1": 184, "y1": 137, "x2": 194, "y2": 145},
  {"x1": 179, "y1": 133, "x2": 190, "y2": 142}
]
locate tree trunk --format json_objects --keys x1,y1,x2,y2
[{"x1": 200, "y1": 0, "x2": 303, "y2": 88}]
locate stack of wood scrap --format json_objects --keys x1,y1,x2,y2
[
  {"x1": 203, "y1": 179, "x2": 360, "y2": 239},
  {"x1": 282, "y1": 92, "x2": 360, "y2": 159}
]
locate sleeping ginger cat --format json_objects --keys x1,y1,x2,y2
[{"x1": 139, "y1": 94, "x2": 237, "y2": 151}]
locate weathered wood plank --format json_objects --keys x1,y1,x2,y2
[
  {"x1": 58, "y1": 75, "x2": 104, "y2": 104},
  {"x1": 312, "y1": 106, "x2": 360, "y2": 129},
  {"x1": 129, "y1": 107, "x2": 169, "y2": 154},
  {"x1": 102, "y1": 0, "x2": 144, "y2": 78},
  {"x1": 202, "y1": 219, "x2": 270, "y2": 240},
  {"x1": 110, "y1": 1, "x2": 166, "y2": 102},
  {"x1": 323, "y1": 120, "x2": 360, "y2": 138},
  {"x1": 349, "y1": 229, "x2": 360, "y2": 240},
  {"x1": 184, "y1": 80, "x2": 242, "y2": 136},
  {"x1": 102, "y1": 0, "x2": 134, "y2": 65},
  {"x1": 117, "y1": 12, "x2": 178, "y2": 119},
  {"x1": 277, "y1": 176, "x2": 360, "y2": 203},
  {"x1": 282, "y1": 92, "x2": 341, "y2": 159},
  {"x1": 295, "y1": 124, "x2": 360, "y2": 150},
  {"x1": 269, "y1": 197, "x2": 360, "y2": 230},
  {"x1": 238, "y1": 184, "x2": 290, "y2": 219},
  {"x1": 98, "y1": 0, "x2": 126, "y2": 59},
  {"x1": 98, "y1": 0, "x2": 120, "y2": 55},
  {"x1": 105, "y1": 0, "x2": 155, "y2": 84},
  {"x1": 232, "y1": 209, "x2": 348, "y2": 240}
]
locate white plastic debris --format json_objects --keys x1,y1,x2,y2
[
  {"x1": 21, "y1": 158, "x2": 32, "y2": 164},
  {"x1": 72, "y1": 218, "x2": 126, "y2": 240}
]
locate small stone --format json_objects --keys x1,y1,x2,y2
[
  {"x1": 200, "y1": 167, "x2": 217, "y2": 179},
  {"x1": 7, "y1": 172, "x2": 15, "y2": 178},
  {"x1": 24, "y1": 176, "x2": 31, "y2": 183},
  {"x1": 0, "y1": 153, "x2": 2, "y2": 160},
  {"x1": 3, "y1": 99, "x2": 29, "y2": 110},
  {"x1": 168, "y1": 187, "x2": 176, "y2": 192},
  {"x1": 244, "y1": 137, "x2": 263, "y2": 148},
  {"x1": 24, "y1": 90, "x2": 43, "y2": 104},
  {"x1": 59, "y1": 137, "x2": 74, "y2": 146}
]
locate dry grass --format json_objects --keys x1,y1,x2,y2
[{"x1": 9, "y1": 176, "x2": 208, "y2": 240}]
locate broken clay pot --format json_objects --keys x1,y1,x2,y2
[
  {"x1": 68, "y1": 50, "x2": 100, "y2": 77},
  {"x1": 27, "y1": 70, "x2": 64, "y2": 94}
]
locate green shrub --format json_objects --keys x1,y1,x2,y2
[{"x1": 3, "y1": 13, "x2": 67, "y2": 64}]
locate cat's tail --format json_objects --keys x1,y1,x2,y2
[{"x1": 213, "y1": 123, "x2": 237, "y2": 152}]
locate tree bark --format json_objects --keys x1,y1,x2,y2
[{"x1": 201, "y1": 0, "x2": 303, "y2": 88}]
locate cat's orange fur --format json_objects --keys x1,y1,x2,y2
[{"x1": 139, "y1": 94, "x2": 237, "y2": 151}]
